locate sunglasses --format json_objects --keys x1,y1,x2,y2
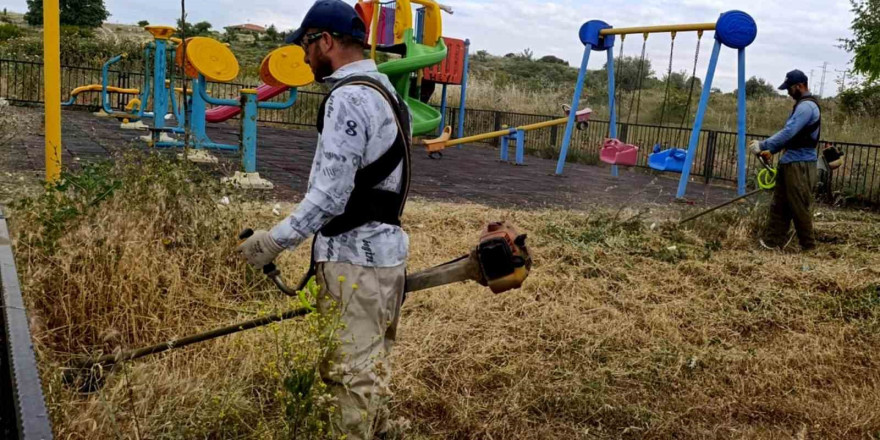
[{"x1": 300, "y1": 31, "x2": 343, "y2": 49}]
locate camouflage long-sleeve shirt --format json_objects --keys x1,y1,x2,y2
[{"x1": 269, "y1": 59, "x2": 409, "y2": 267}]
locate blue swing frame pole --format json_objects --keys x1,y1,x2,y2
[
  {"x1": 736, "y1": 47, "x2": 747, "y2": 196},
  {"x1": 456, "y1": 39, "x2": 470, "y2": 141},
  {"x1": 438, "y1": 83, "x2": 448, "y2": 136},
  {"x1": 606, "y1": 47, "x2": 619, "y2": 177},
  {"x1": 555, "y1": 45, "x2": 591, "y2": 175},
  {"x1": 676, "y1": 39, "x2": 721, "y2": 199}
]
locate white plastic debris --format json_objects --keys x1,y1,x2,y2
[
  {"x1": 218, "y1": 196, "x2": 230, "y2": 205},
  {"x1": 272, "y1": 203, "x2": 281, "y2": 216}
]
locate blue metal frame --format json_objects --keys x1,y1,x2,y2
[
  {"x1": 152, "y1": 38, "x2": 168, "y2": 131},
  {"x1": 437, "y1": 83, "x2": 448, "y2": 136},
  {"x1": 456, "y1": 39, "x2": 470, "y2": 142},
  {"x1": 555, "y1": 45, "x2": 591, "y2": 175},
  {"x1": 676, "y1": 39, "x2": 722, "y2": 198},
  {"x1": 515, "y1": 129, "x2": 525, "y2": 165},
  {"x1": 415, "y1": 7, "x2": 425, "y2": 44},
  {"x1": 500, "y1": 131, "x2": 511, "y2": 161},
  {"x1": 736, "y1": 48, "x2": 747, "y2": 196}
]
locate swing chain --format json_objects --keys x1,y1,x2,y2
[
  {"x1": 627, "y1": 33, "x2": 648, "y2": 125},
  {"x1": 659, "y1": 32, "x2": 677, "y2": 128},
  {"x1": 680, "y1": 31, "x2": 702, "y2": 129}
]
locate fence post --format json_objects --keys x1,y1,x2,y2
[
  {"x1": 619, "y1": 124, "x2": 629, "y2": 143},
  {"x1": 492, "y1": 111, "x2": 502, "y2": 147},
  {"x1": 703, "y1": 130, "x2": 717, "y2": 184},
  {"x1": 550, "y1": 125, "x2": 558, "y2": 149}
]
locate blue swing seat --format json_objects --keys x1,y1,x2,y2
[{"x1": 648, "y1": 143, "x2": 688, "y2": 173}]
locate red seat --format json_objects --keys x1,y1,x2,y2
[{"x1": 600, "y1": 138, "x2": 639, "y2": 166}]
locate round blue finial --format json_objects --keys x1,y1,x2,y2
[
  {"x1": 579, "y1": 20, "x2": 615, "y2": 51},
  {"x1": 715, "y1": 10, "x2": 757, "y2": 49}
]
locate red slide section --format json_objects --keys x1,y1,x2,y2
[{"x1": 204, "y1": 84, "x2": 289, "y2": 123}]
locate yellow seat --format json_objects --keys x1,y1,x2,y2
[
  {"x1": 259, "y1": 46, "x2": 314, "y2": 88},
  {"x1": 185, "y1": 37, "x2": 240, "y2": 83}
]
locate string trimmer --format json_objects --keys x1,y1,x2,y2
[
  {"x1": 63, "y1": 221, "x2": 531, "y2": 392},
  {"x1": 679, "y1": 155, "x2": 776, "y2": 224}
]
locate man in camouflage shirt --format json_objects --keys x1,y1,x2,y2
[{"x1": 238, "y1": 1, "x2": 411, "y2": 437}]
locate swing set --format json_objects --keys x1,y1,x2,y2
[{"x1": 556, "y1": 11, "x2": 758, "y2": 198}]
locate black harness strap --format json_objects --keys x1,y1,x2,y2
[
  {"x1": 784, "y1": 95, "x2": 821, "y2": 151},
  {"x1": 296, "y1": 75, "x2": 412, "y2": 290},
  {"x1": 316, "y1": 75, "x2": 412, "y2": 236}
]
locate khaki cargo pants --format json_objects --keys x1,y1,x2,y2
[
  {"x1": 764, "y1": 161, "x2": 818, "y2": 250},
  {"x1": 316, "y1": 261, "x2": 406, "y2": 440}
]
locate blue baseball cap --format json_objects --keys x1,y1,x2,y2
[
  {"x1": 778, "y1": 69, "x2": 808, "y2": 90},
  {"x1": 286, "y1": 0, "x2": 367, "y2": 46}
]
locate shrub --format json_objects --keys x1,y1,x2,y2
[{"x1": 0, "y1": 23, "x2": 22, "y2": 41}]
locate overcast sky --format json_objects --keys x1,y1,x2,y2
[{"x1": 1, "y1": 0, "x2": 858, "y2": 95}]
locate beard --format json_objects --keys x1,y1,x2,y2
[
  {"x1": 311, "y1": 50, "x2": 335, "y2": 84},
  {"x1": 789, "y1": 88, "x2": 803, "y2": 100}
]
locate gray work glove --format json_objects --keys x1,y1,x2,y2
[
  {"x1": 237, "y1": 230, "x2": 284, "y2": 269},
  {"x1": 749, "y1": 140, "x2": 762, "y2": 155}
]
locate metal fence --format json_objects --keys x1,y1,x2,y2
[{"x1": 1, "y1": 58, "x2": 878, "y2": 204}]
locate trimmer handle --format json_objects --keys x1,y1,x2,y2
[{"x1": 238, "y1": 228, "x2": 296, "y2": 294}]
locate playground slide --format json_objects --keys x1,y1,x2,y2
[
  {"x1": 378, "y1": 35, "x2": 448, "y2": 135},
  {"x1": 204, "y1": 84, "x2": 288, "y2": 123}
]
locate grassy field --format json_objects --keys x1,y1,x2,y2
[{"x1": 4, "y1": 146, "x2": 880, "y2": 439}]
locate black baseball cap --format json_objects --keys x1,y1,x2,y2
[
  {"x1": 286, "y1": 0, "x2": 367, "y2": 45},
  {"x1": 778, "y1": 69, "x2": 808, "y2": 90}
]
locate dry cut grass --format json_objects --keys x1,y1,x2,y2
[{"x1": 7, "y1": 152, "x2": 880, "y2": 439}]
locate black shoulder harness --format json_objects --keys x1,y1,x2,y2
[{"x1": 315, "y1": 75, "x2": 412, "y2": 237}]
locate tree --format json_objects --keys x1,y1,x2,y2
[
  {"x1": 137, "y1": 20, "x2": 149, "y2": 27},
  {"x1": 842, "y1": 0, "x2": 880, "y2": 83},
  {"x1": 743, "y1": 76, "x2": 776, "y2": 99},
  {"x1": 602, "y1": 56, "x2": 654, "y2": 92},
  {"x1": 265, "y1": 24, "x2": 278, "y2": 42},
  {"x1": 518, "y1": 48, "x2": 534, "y2": 61},
  {"x1": 176, "y1": 19, "x2": 212, "y2": 37},
  {"x1": 475, "y1": 50, "x2": 489, "y2": 62},
  {"x1": 25, "y1": 0, "x2": 110, "y2": 28},
  {"x1": 538, "y1": 55, "x2": 568, "y2": 66}
]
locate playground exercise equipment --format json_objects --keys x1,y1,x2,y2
[
  {"x1": 556, "y1": 11, "x2": 758, "y2": 199},
  {"x1": 424, "y1": 105, "x2": 592, "y2": 160},
  {"x1": 61, "y1": 26, "x2": 190, "y2": 135},
  {"x1": 357, "y1": 0, "x2": 448, "y2": 136},
  {"x1": 160, "y1": 38, "x2": 313, "y2": 189},
  {"x1": 62, "y1": 53, "x2": 149, "y2": 128},
  {"x1": 63, "y1": 222, "x2": 531, "y2": 393}
]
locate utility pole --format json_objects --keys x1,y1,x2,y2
[{"x1": 818, "y1": 61, "x2": 828, "y2": 98}]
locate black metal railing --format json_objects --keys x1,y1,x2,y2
[{"x1": 1, "y1": 58, "x2": 878, "y2": 205}]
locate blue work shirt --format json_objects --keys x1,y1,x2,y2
[{"x1": 759, "y1": 97, "x2": 820, "y2": 164}]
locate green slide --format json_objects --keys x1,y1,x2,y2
[{"x1": 377, "y1": 29, "x2": 447, "y2": 135}]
